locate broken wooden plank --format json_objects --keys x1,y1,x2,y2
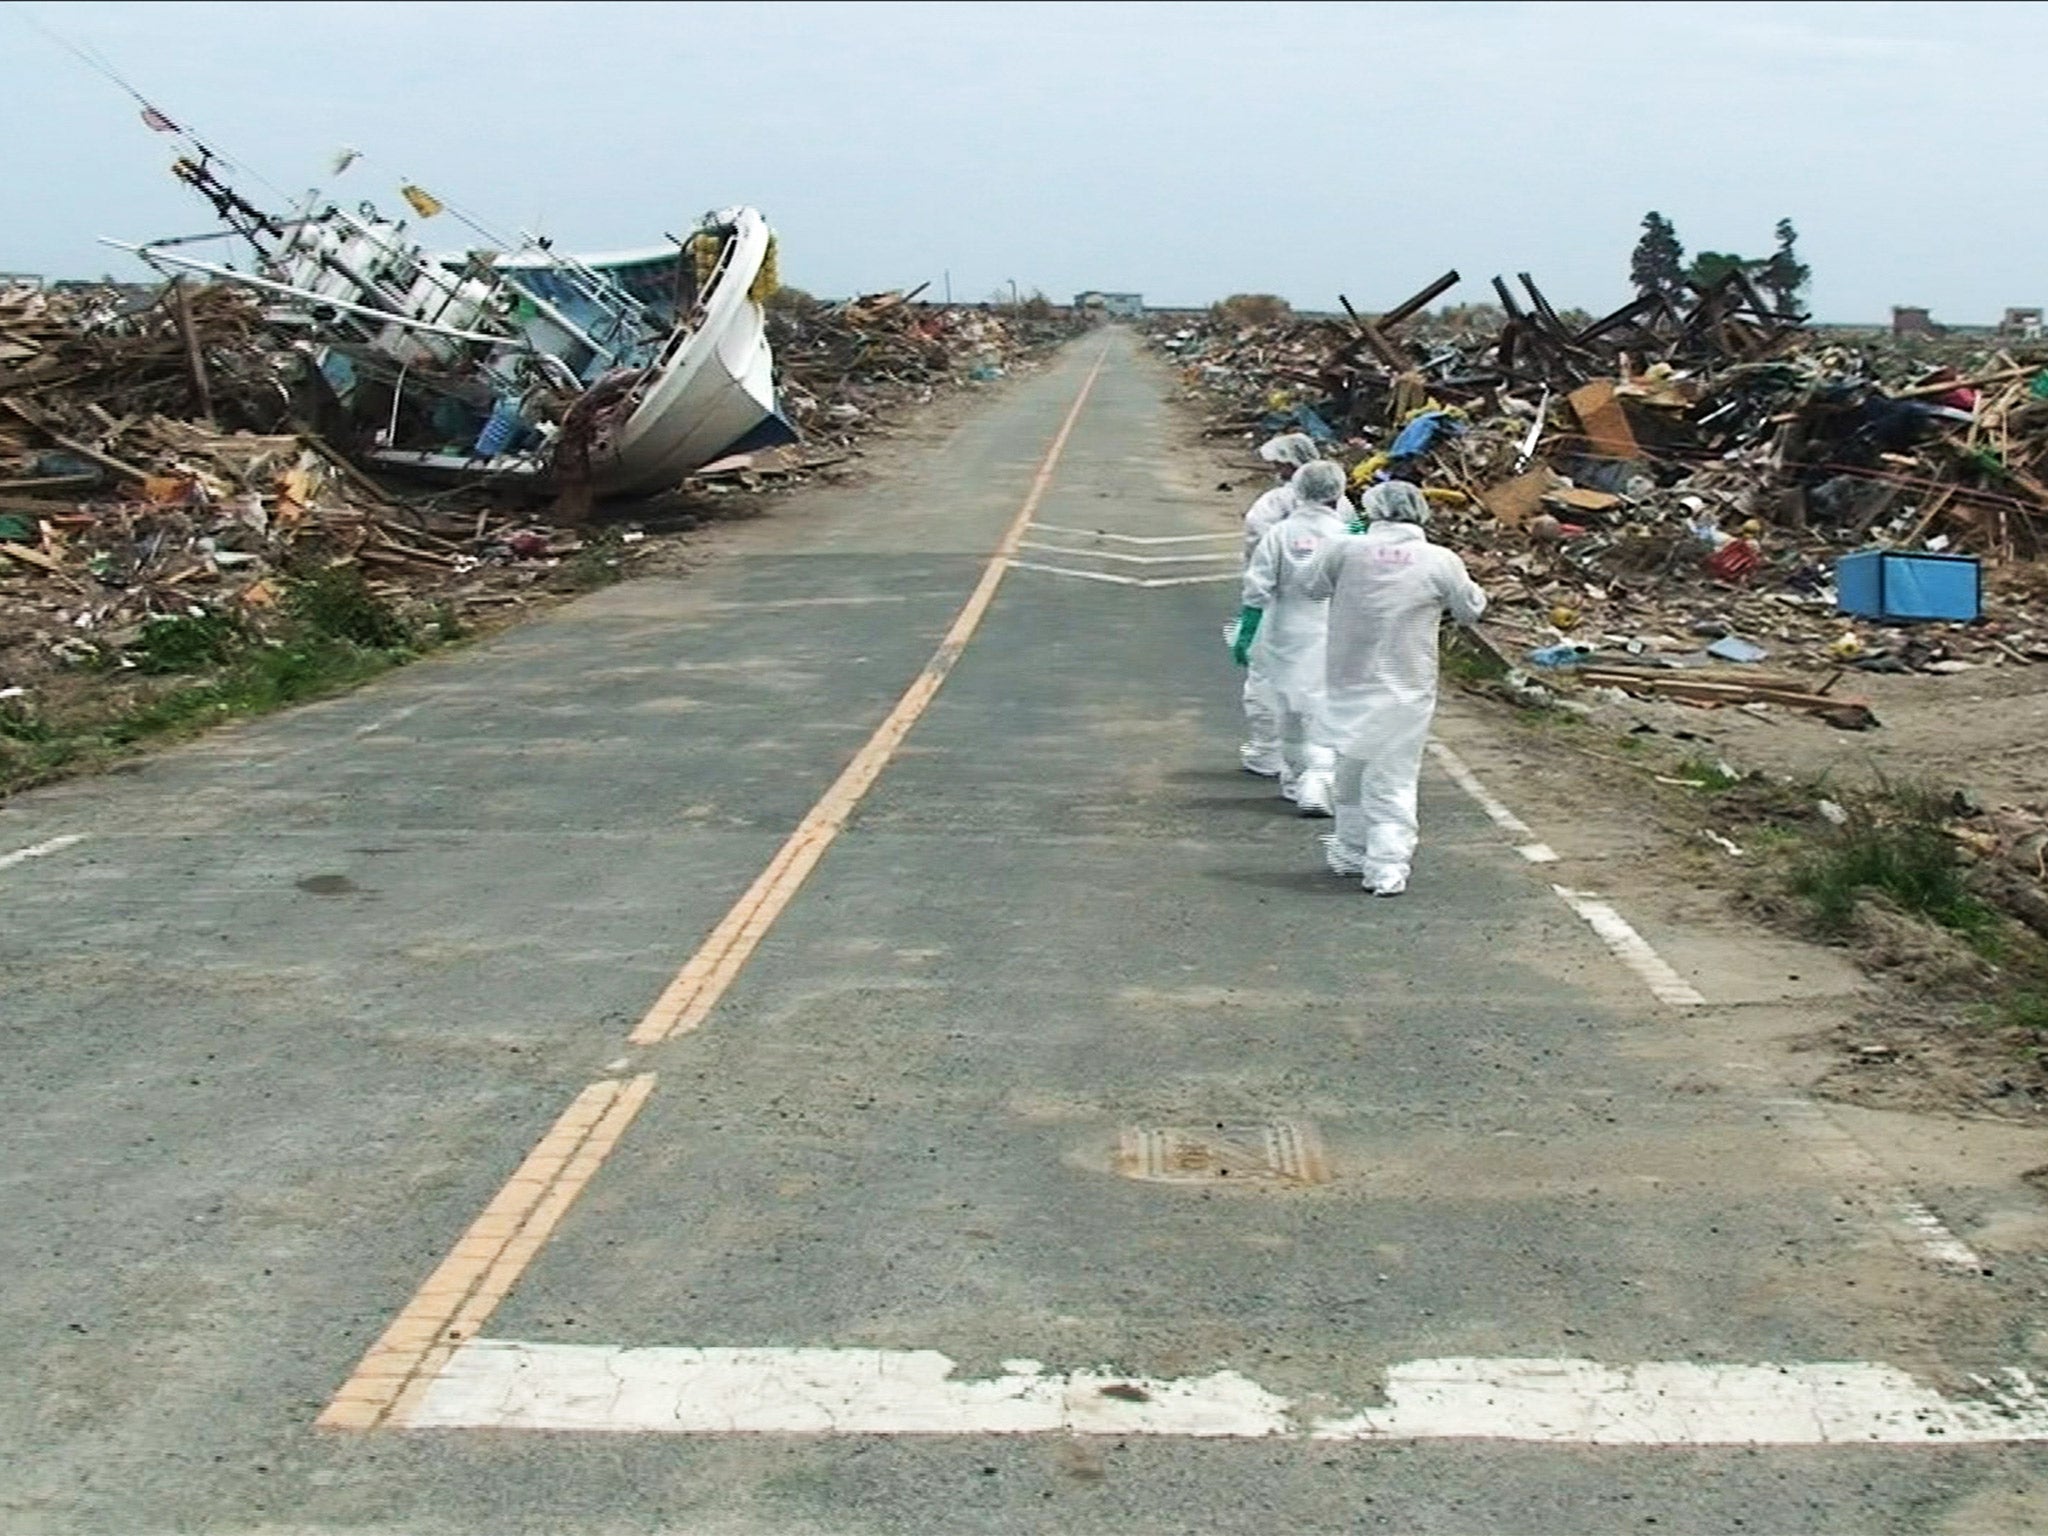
[
  {"x1": 1564, "y1": 380, "x2": 1642, "y2": 460},
  {"x1": 296, "y1": 434, "x2": 403, "y2": 509},
  {"x1": 0, "y1": 540, "x2": 64, "y2": 573},
  {"x1": 0, "y1": 473, "x2": 100, "y2": 494},
  {"x1": 170, "y1": 278, "x2": 215, "y2": 423},
  {"x1": 1375, "y1": 270, "x2": 1461, "y2": 331},
  {"x1": 1355, "y1": 318, "x2": 1414, "y2": 372},
  {"x1": 1575, "y1": 667, "x2": 1879, "y2": 728},
  {"x1": 1477, "y1": 468, "x2": 1551, "y2": 526},
  {"x1": 0, "y1": 397, "x2": 153, "y2": 485}
]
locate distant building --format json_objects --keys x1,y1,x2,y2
[
  {"x1": 1891, "y1": 305, "x2": 1942, "y2": 338},
  {"x1": 1074, "y1": 290, "x2": 1144, "y2": 319},
  {"x1": 2000, "y1": 306, "x2": 2044, "y2": 340},
  {"x1": 0, "y1": 271, "x2": 44, "y2": 292}
]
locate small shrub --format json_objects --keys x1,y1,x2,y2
[
  {"x1": 423, "y1": 602, "x2": 467, "y2": 643},
  {"x1": 287, "y1": 567, "x2": 413, "y2": 650},
  {"x1": 557, "y1": 543, "x2": 624, "y2": 592},
  {"x1": 1791, "y1": 814, "x2": 1991, "y2": 937},
  {"x1": 0, "y1": 701, "x2": 53, "y2": 743},
  {"x1": 133, "y1": 610, "x2": 250, "y2": 674},
  {"x1": 1441, "y1": 630, "x2": 1508, "y2": 683},
  {"x1": 1677, "y1": 756, "x2": 1742, "y2": 792}
]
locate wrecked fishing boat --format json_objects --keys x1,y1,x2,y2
[{"x1": 109, "y1": 153, "x2": 795, "y2": 500}]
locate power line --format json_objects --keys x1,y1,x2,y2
[{"x1": 4, "y1": 0, "x2": 296, "y2": 204}]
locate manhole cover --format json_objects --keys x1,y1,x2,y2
[{"x1": 1115, "y1": 1122, "x2": 1329, "y2": 1186}]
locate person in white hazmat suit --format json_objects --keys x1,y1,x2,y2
[
  {"x1": 1234, "y1": 433, "x2": 1318, "y2": 776},
  {"x1": 1235, "y1": 433, "x2": 1353, "y2": 775},
  {"x1": 1303, "y1": 480, "x2": 1487, "y2": 896},
  {"x1": 1232, "y1": 461, "x2": 1347, "y2": 816}
]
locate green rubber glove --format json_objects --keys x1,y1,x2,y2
[{"x1": 1231, "y1": 606, "x2": 1263, "y2": 667}]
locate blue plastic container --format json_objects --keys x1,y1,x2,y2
[
  {"x1": 473, "y1": 398, "x2": 523, "y2": 458},
  {"x1": 1835, "y1": 550, "x2": 1980, "y2": 622}
]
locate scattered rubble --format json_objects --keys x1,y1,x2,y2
[
  {"x1": 1151, "y1": 272, "x2": 2048, "y2": 720},
  {"x1": 0, "y1": 276, "x2": 1077, "y2": 711}
]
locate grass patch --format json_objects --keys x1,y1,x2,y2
[
  {"x1": 1, "y1": 565, "x2": 438, "y2": 798},
  {"x1": 109, "y1": 637, "x2": 403, "y2": 744},
  {"x1": 1675, "y1": 756, "x2": 1742, "y2": 793},
  {"x1": 1788, "y1": 807, "x2": 1995, "y2": 939},
  {"x1": 1996, "y1": 988, "x2": 2048, "y2": 1035},
  {"x1": 1441, "y1": 628, "x2": 1509, "y2": 684},
  {"x1": 133, "y1": 611, "x2": 253, "y2": 674}
]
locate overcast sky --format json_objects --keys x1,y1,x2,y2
[{"x1": 2, "y1": 1, "x2": 2039, "y2": 322}]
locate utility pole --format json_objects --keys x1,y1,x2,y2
[
  {"x1": 943, "y1": 269, "x2": 951, "y2": 305},
  {"x1": 1007, "y1": 278, "x2": 1018, "y2": 309}
]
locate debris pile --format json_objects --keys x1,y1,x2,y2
[
  {"x1": 1152, "y1": 272, "x2": 2048, "y2": 709},
  {"x1": 0, "y1": 278, "x2": 641, "y2": 690},
  {"x1": 0, "y1": 278, "x2": 1078, "y2": 692}
]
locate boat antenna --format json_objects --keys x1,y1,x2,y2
[{"x1": 5, "y1": 0, "x2": 296, "y2": 207}]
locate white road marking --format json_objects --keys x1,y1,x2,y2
[
  {"x1": 0, "y1": 833, "x2": 86, "y2": 872},
  {"x1": 1028, "y1": 523, "x2": 1238, "y2": 546},
  {"x1": 1016, "y1": 539, "x2": 1236, "y2": 567},
  {"x1": 1551, "y1": 885, "x2": 1707, "y2": 1006},
  {"x1": 1759, "y1": 1097, "x2": 1988, "y2": 1273},
  {"x1": 408, "y1": 1341, "x2": 2048, "y2": 1444},
  {"x1": 1130, "y1": 572, "x2": 1241, "y2": 587},
  {"x1": 1010, "y1": 561, "x2": 1144, "y2": 588},
  {"x1": 1011, "y1": 560, "x2": 1236, "y2": 589},
  {"x1": 1426, "y1": 742, "x2": 1536, "y2": 838},
  {"x1": 1427, "y1": 741, "x2": 1702, "y2": 1005},
  {"x1": 1895, "y1": 1201, "x2": 1990, "y2": 1271},
  {"x1": 1430, "y1": 743, "x2": 1986, "y2": 1272},
  {"x1": 1314, "y1": 1357, "x2": 2048, "y2": 1444},
  {"x1": 352, "y1": 703, "x2": 423, "y2": 738},
  {"x1": 409, "y1": 1342, "x2": 1289, "y2": 1436}
]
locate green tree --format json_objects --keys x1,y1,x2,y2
[
  {"x1": 1686, "y1": 250, "x2": 1758, "y2": 288},
  {"x1": 1629, "y1": 212, "x2": 1686, "y2": 297},
  {"x1": 1211, "y1": 293, "x2": 1292, "y2": 327},
  {"x1": 1760, "y1": 218, "x2": 1811, "y2": 315}
]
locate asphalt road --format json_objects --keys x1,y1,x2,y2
[{"x1": 4, "y1": 330, "x2": 2047, "y2": 1534}]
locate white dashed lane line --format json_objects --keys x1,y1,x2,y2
[
  {"x1": 1430, "y1": 736, "x2": 1989, "y2": 1276},
  {"x1": 0, "y1": 833, "x2": 87, "y2": 873},
  {"x1": 1760, "y1": 1096, "x2": 1989, "y2": 1274},
  {"x1": 1010, "y1": 561, "x2": 1237, "y2": 589},
  {"x1": 1027, "y1": 523, "x2": 1238, "y2": 546},
  {"x1": 1015, "y1": 540, "x2": 1236, "y2": 566},
  {"x1": 1425, "y1": 742, "x2": 1563, "y2": 868},
  {"x1": 1548, "y1": 884, "x2": 1709, "y2": 1008},
  {"x1": 1428, "y1": 741, "x2": 1701, "y2": 1006}
]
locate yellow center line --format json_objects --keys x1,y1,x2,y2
[
  {"x1": 317, "y1": 1073, "x2": 657, "y2": 1430},
  {"x1": 628, "y1": 342, "x2": 1111, "y2": 1046},
  {"x1": 317, "y1": 344, "x2": 1109, "y2": 1432}
]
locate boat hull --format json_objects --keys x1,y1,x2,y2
[{"x1": 583, "y1": 208, "x2": 796, "y2": 496}]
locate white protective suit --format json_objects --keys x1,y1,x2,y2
[
  {"x1": 1304, "y1": 497, "x2": 1486, "y2": 892},
  {"x1": 1243, "y1": 496, "x2": 1347, "y2": 812},
  {"x1": 1235, "y1": 434, "x2": 1319, "y2": 775},
  {"x1": 1237, "y1": 466, "x2": 1353, "y2": 774}
]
